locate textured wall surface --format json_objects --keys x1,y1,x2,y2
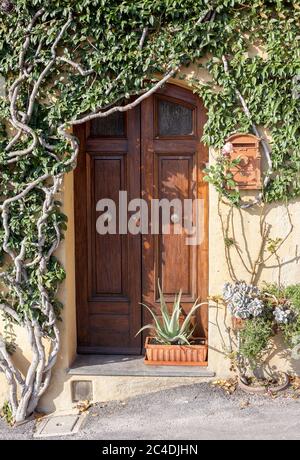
[{"x1": 1, "y1": 64, "x2": 300, "y2": 414}]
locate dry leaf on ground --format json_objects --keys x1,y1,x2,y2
[
  {"x1": 239, "y1": 400, "x2": 250, "y2": 410},
  {"x1": 33, "y1": 411, "x2": 47, "y2": 421},
  {"x1": 76, "y1": 400, "x2": 92, "y2": 413},
  {"x1": 290, "y1": 376, "x2": 300, "y2": 390},
  {"x1": 211, "y1": 378, "x2": 238, "y2": 395}
]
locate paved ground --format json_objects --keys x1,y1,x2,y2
[{"x1": 1, "y1": 382, "x2": 300, "y2": 440}]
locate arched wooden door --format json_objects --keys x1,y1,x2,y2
[{"x1": 74, "y1": 84, "x2": 208, "y2": 355}]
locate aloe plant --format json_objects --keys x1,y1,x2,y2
[{"x1": 136, "y1": 282, "x2": 206, "y2": 345}]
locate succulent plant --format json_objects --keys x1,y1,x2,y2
[
  {"x1": 273, "y1": 303, "x2": 296, "y2": 325},
  {"x1": 223, "y1": 282, "x2": 235, "y2": 302},
  {"x1": 223, "y1": 281, "x2": 264, "y2": 319},
  {"x1": 136, "y1": 281, "x2": 206, "y2": 345}
]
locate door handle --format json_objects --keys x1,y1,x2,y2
[{"x1": 171, "y1": 213, "x2": 180, "y2": 224}]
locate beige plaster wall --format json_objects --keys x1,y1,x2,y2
[
  {"x1": 208, "y1": 183, "x2": 300, "y2": 378},
  {"x1": 1, "y1": 60, "x2": 300, "y2": 414}
]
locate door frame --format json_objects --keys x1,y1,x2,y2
[{"x1": 73, "y1": 82, "x2": 209, "y2": 354}]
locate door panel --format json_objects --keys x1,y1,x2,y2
[
  {"x1": 142, "y1": 85, "x2": 208, "y2": 338},
  {"x1": 92, "y1": 156, "x2": 125, "y2": 295},
  {"x1": 75, "y1": 84, "x2": 208, "y2": 354},
  {"x1": 74, "y1": 107, "x2": 142, "y2": 354},
  {"x1": 156, "y1": 154, "x2": 197, "y2": 301}
]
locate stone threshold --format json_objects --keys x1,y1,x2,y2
[{"x1": 68, "y1": 354, "x2": 215, "y2": 378}]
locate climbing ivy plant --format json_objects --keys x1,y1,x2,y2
[
  {"x1": 198, "y1": 1, "x2": 300, "y2": 205},
  {"x1": 0, "y1": 0, "x2": 299, "y2": 422}
]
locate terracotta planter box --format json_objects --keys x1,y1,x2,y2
[{"x1": 144, "y1": 337, "x2": 208, "y2": 366}]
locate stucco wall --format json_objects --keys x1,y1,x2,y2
[
  {"x1": 208, "y1": 185, "x2": 300, "y2": 377},
  {"x1": 1, "y1": 63, "x2": 300, "y2": 414}
]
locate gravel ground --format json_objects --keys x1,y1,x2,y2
[{"x1": 1, "y1": 382, "x2": 300, "y2": 440}]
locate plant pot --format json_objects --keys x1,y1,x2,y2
[
  {"x1": 231, "y1": 317, "x2": 245, "y2": 331},
  {"x1": 144, "y1": 337, "x2": 208, "y2": 366},
  {"x1": 238, "y1": 372, "x2": 290, "y2": 394}
]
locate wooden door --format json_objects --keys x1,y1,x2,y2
[
  {"x1": 74, "y1": 83, "x2": 208, "y2": 355},
  {"x1": 141, "y1": 85, "x2": 208, "y2": 338},
  {"x1": 74, "y1": 107, "x2": 142, "y2": 354}
]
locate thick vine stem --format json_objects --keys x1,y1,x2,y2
[
  {"x1": 139, "y1": 27, "x2": 149, "y2": 49},
  {"x1": 68, "y1": 66, "x2": 179, "y2": 127},
  {"x1": 0, "y1": 303, "x2": 21, "y2": 323},
  {"x1": 0, "y1": 12, "x2": 75, "y2": 423}
]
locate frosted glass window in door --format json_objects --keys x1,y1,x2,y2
[
  {"x1": 90, "y1": 111, "x2": 125, "y2": 137},
  {"x1": 158, "y1": 99, "x2": 193, "y2": 136}
]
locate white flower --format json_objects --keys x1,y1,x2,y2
[{"x1": 222, "y1": 142, "x2": 234, "y2": 157}]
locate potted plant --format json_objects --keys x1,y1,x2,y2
[
  {"x1": 136, "y1": 282, "x2": 208, "y2": 366},
  {"x1": 222, "y1": 281, "x2": 300, "y2": 393}
]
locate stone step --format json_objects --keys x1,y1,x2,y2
[{"x1": 68, "y1": 354, "x2": 215, "y2": 378}]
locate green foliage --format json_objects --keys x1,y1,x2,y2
[
  {"x1": 2, "y1": 314, "x2": 17, "y2": 354},
  {"x1": 0, "y1": 0, "x2": 300, "y2": 343},
  {"x1": 0, "y1": 0, "x2": 221, "y2": 340},
  {"x1": 262, "y1": 283, "x2": 300, "y2": 347},
  {"x1": 0, "y1": 401, "x2": 14, "y2": 426},
  {"x1": 266, "y1": 238, "x2": 283, "y2": 255},
  {"x1": 230, "y1": 283, "x2": 300, "y2": 367},
  {"x1": 281, "y1": 314, "x2": 300, "y2": 348},
  {"x1": 284, "y1": 285, "x2": 300, "y2": 311},
  {"x1": 194, "y1": 1, "x2": 300, "y2": 204},
  {"x1": 137, "y1": 281, "x2": 205, "y2": 345},
  {"x1": 204, "y1": 156, "x2": 242, "y2": 206},
  {"x1": 239, "y1": 317, "x2": 274, "y2": 365}
]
